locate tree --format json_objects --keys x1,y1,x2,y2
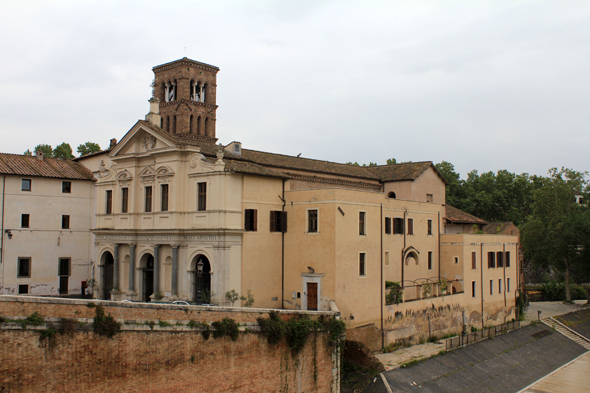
[
  {"x1": 33, "y1": 144, "x2": 53, "y2": 157},
  {"x1": 521, "y1": 168, "x2": 590, "y2": 301},
  {"x1": 53, "y1": 143, "x2": 74, "y2": 159},
  {"x1": 435, "y1": 161, "x2": 465, "y2": 208},
  {"x1": 23, "y1": 149, "x2": 32, "y2": 156},
  {"x1": 77, "y1": 142, "x2": 101, "y2": 157}
]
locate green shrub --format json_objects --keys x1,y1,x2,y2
[
  {"x1": 542, "y1": 280, "x2": 588, "y2": 301},
  {"x1": 93, "y1": 305, "x2": 121, "y2": 337},
  {"x1": 188, "y1": 320, "x2": 198, "y2": 329},
  {"x1": 59, "y1": 318, "x2": 78, "y2": 337},
  {"x1": 212, "y1": 318, "x2": 239, "y2": 341},
  {"x1": 158, "y1": 320, "x2": 171, "y2": 327},
  {"x1": 285, "y1": 317, "x2": 312, "y2": 353},
  {"x1": 385, "y1": 281, "x2": 402, "y2": 304},
  {"x1": 257, "y1": 311, "x2": 285, "y2": 345}
]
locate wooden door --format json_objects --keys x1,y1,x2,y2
[
  {"x1": 59, "y1": 276, "x2": 69, "y2": 295},
  {"x1": 307, "y1": 283, "x2": 318, "y2": 311}
]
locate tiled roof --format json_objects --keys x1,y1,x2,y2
[
  {"x1": 444, "y1": 205, "x2": 487, "y2": 224},
  {"x1": 135, "y1": 121, "x2": 446, "y2": 184},
  {"x1": 224, "y1": 159, "x2": 289, "y2": 179},
  {"x1": 0, "y1": 153, "x2": 96, "y2": 181},
  {"x1": 483, "y1": 222, "x2": 515, "y2": 235}
]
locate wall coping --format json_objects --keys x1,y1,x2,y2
[{"x1": 0, "y1": 295, "x2": 339, "y2": 317}]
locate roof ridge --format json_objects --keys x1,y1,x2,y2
[
  {"x1": 242, "y1": 148, "x2": 371, "y2": 168},
  {"x1": 370, "y1": 161, "x2": 432, "y2": 168}
]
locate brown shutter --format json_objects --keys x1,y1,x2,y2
[
  {"x1": 270, "y1": 211, "x2": 276, "y2": 232},
  {"x1": 253, "y1": 209, "x2": 257, "y2": 231},
  {"x1": 281, "y1": 211, "x2": 287, "y2": 232}
]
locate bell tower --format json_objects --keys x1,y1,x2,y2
[{"x1": 152, "y1": 58, "x2": 220, "y2": 143}]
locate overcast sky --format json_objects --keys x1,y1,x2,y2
[{"x1": 1, "y1": 1, "x2": 589, "y2": 178}]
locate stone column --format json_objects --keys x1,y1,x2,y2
[
  {"x1": 113, "y1": 244, "x2": 120, "y2": 291},
  {"x1": 153, "y1": 244, "x2": 160, "y2": 294},
  {"x1": 128, "y1": 244, "x2": 136, "y2": 293},
  {"x1": 171, "y1": 244, "x2": 179, "y2": 297}
]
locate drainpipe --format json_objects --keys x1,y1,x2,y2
[
  {"x1": 480, "y1": 243, "x2": 484, "y2": 328},
  {"x1": 380, "y1": 203, "x2": 384, "y2": 350},
  {"x1": 437, "y1": 211, "x2": 441, "y2": 287},
  {"x1": 281, "y1": 179, "x2": 286, "y2": 309},
  {"x1": 503, "y1": 243, "x2": 507, "y2": 309},
  {"x1": 401, "y1": 209, "x2": 407, "y2": 287},
  {"x1": 1, "y1": 175, "x2": 5, "y2": 292}
]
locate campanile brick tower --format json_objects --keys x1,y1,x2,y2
[{"x1": 152, "y1": 58, "x2": 219, "y2": 143}]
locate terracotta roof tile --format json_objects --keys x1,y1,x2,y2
[
  {"x1": 224, "y1": 159, "x2": 289, "y2": 179},
  {"x1": 483, "y1": 222, "x2": 514, "y2": 234},
  {"x1": 444, "y1": 205, "x2": 487, "y2": 224},
  {"x1": 0, "y1": 153, "x2": 96, "y2": 181}
]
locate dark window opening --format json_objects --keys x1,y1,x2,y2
[
  {"x1": 245, "y1": 209, "x2": 257, "y2": 231},
  {"x1": 62, "y1": 215, "x2": 70, "y2": 229},
  {"x1": 488, "y1": 252, "x2": 496, "y2": 268},
  {"x1": 385, "y1": 217, "x2": 391, "y2": 234},
  {"x1": 59, "y1": 258, "x2": 70, "y2": 276},
  {"x1": 308, "y1": 209, "x2": 318, "y2": 233},
  {"x1": 161, "y1": 184, "x2": 169, "y2": 212},
  {"x1": 359, "y1": 253, "x2": 366, "y2": 276},
  {"x1": 497, "y1": 251, "x2": 504, "y2": 268},
  {"x1": 270, "y1": 211, "x2": 287, "y2": 232},
  {"x1": 197, "y1": 182, "x2": 207, "y2": 211},
  {"x1": 393, "y1": 218, "x2": 404, "y2": 234},
  {"x1": 472, "y1": 281, "x2": 476, "y2": 298},
  {"x1": 359, "y1": 212, "x2": 366, "y2": 235},
  {"x1": 121, "y1": 187, "x2": 129, "y2": 213},
  {"x1": 428, "y1": 251, "x2": 433, "y2": 270},
  {"x1": 18, "y1": 285, "x2": 29, "y2": 294},
  {"x1": 427, "y1": 219, "x2": 432, "y2": 235},
  {"x1": 407, "y1": 218, "x2": 414, "y2": 235},
  {"x1": 22, "y1": 179, "x2": 31, "y2": 191},
  {"x1": 387, "y1": 191, "x2": 396, "y2": 199},
  {"x1": 490, "y1": 280, "x2": 493, "y2": 295},
  {"x1": 62, "y1": 181, "x2": 71, "y2": 193},
  {"x1": 106, "y1": 190, "x2": 113, "y2": 214},
  {"x1": 506, "y1": 251, "x2": 511, "y2": 267},
  {"x1": 18, "y1": 258, "x2": 31, "y2": 278},
  {"x1": 471, "y1": 251, "x2": 477, "y2": 269},
  {"x1": 499, "y1": 279, "x2": 502, "y2": 293},
  {"x1": 145, "y1": 186, "x2": 152, "y2": 213},
  {"x1": 21, "y1": 214, "x2": 29, "y2": 228}
]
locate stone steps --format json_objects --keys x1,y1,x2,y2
[{"x1": 541, "y1": 317, "x2": 590, "y2": 350}]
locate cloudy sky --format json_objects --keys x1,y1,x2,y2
[{"x1": 1, "y1": 1, "x2": 589, "y2": 178}]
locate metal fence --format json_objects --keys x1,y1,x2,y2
[{"x1": 445, "y1": 320, "x2": 520, "y2": 351}]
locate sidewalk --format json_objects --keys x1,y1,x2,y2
[{"x1": 375, "y1": 300, "x2": 589, "y2": 371}]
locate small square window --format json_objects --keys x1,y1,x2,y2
[
  {"x1": 18, "y1": 284, "x2": 29, "y2": 294},
  {"x1": 22, "y1": 179, "x2": 31, "y2": 191},
  {"x1": 21, "y1": 214, "x2": 30, "y2": 228},
  {"x1": 62, "y1": 215, "x2": 70, "y2": 229},
  {"x1": 270, "y1": 211, "x2": 287, "y2": 232},
  {"x1": 426, "y1": 194, "x2": 433, "y2": 202},
  {"x1": 18, "y1": 258, "x2": 31, "y2": 278},
  {"x1": 453, "y1": 256, "x2": 459, "y2": 264},
  {"x1": 62, "y1": 181, "x2": 71, "y2": 193}
]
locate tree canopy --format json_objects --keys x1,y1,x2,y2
[
  {"x1": 24, "y1": 141, "x2": 101, "y2": 159},
  {"x1": 77, "y1": 142, "x2": 101, "y2": 156}
]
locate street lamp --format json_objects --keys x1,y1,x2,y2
[{"x1": 197, "y1": 259, "x2": 204, "y2": 305}]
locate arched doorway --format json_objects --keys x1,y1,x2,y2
[
  {"x1": 192, "y1": 255, "x2": 211, "y2": 304},
  {"x1": 100, "y1": 251, "x2": 114, "y2": 300},
  {"x1": 140, "y1": 254, "x2": 154, "y2": 302}
]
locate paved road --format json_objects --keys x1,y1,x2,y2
[{"x1": 364, "y1": 324, "x2": 587, "y2": 393}]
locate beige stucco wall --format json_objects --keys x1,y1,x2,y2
[
  {"x1": 0, "y1": 175, "x2": 94, "y2": 296},
  {"x1": 383, "y1": 166, "x2": 446, "y2": 204}
]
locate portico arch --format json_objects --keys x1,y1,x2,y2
[
  {"x1": 139, "y1": 253, "x2": 154, "y2": 302},
  {"x1": 100, "y1": 251, "x2": 114, "y2": 300},
  {"x1": 189, "y1": 254, "x2": 212, "y2": 304}
]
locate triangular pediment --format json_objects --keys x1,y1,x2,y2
[{"x1": 108, "y1": 121, "x2": 178, "y2": 158}]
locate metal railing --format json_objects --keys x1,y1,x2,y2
[{"x1": 445, "y1": 320, "x2": 520, "y2": 351}]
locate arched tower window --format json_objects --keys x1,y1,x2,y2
[
  {"x1": 189, "y1": 115, "x2": 193, "y2": 134},
  {"x1": 387, "y1": 192, "x2": 396, "y2": 199},
  {"x1": 202, "y1": 83, "x2": 207, "y2": 103}
]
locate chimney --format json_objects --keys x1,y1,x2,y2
[
  {"x1": 145, "y1": 97, "x2": 162, "y2": 127},
  {"x1": 109, "y1": 138, "x2": 117, "y2": 149},
  {"x1": 36, "y1": 151, "x2": 44, "y2": 161}
]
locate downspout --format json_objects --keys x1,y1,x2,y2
[
  {"x1": 1, "y1": 175, "x2": 5, "y2": 292},
  {"x1": 281, "y1": 179, "x2": 286, "y2": 309},
  {"x1": 401, "y1": 209, "x2": 407, "y2": 287},
  {"x1": 380, "y1": 203, "x2": 384, "y2": 350},
  {"x1": 437, "y1": 211, "x2": 441, "y2": 285},
  {"x1": 480, "y1": 243, "x2": 484, "y2": 328},
  {"x1": 503, "y1": 243, "x2": 507, "y2": 309}
]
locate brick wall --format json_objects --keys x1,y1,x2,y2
[{"x1": 0, "y1": 296, "x2": 341, "y2": 393}]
